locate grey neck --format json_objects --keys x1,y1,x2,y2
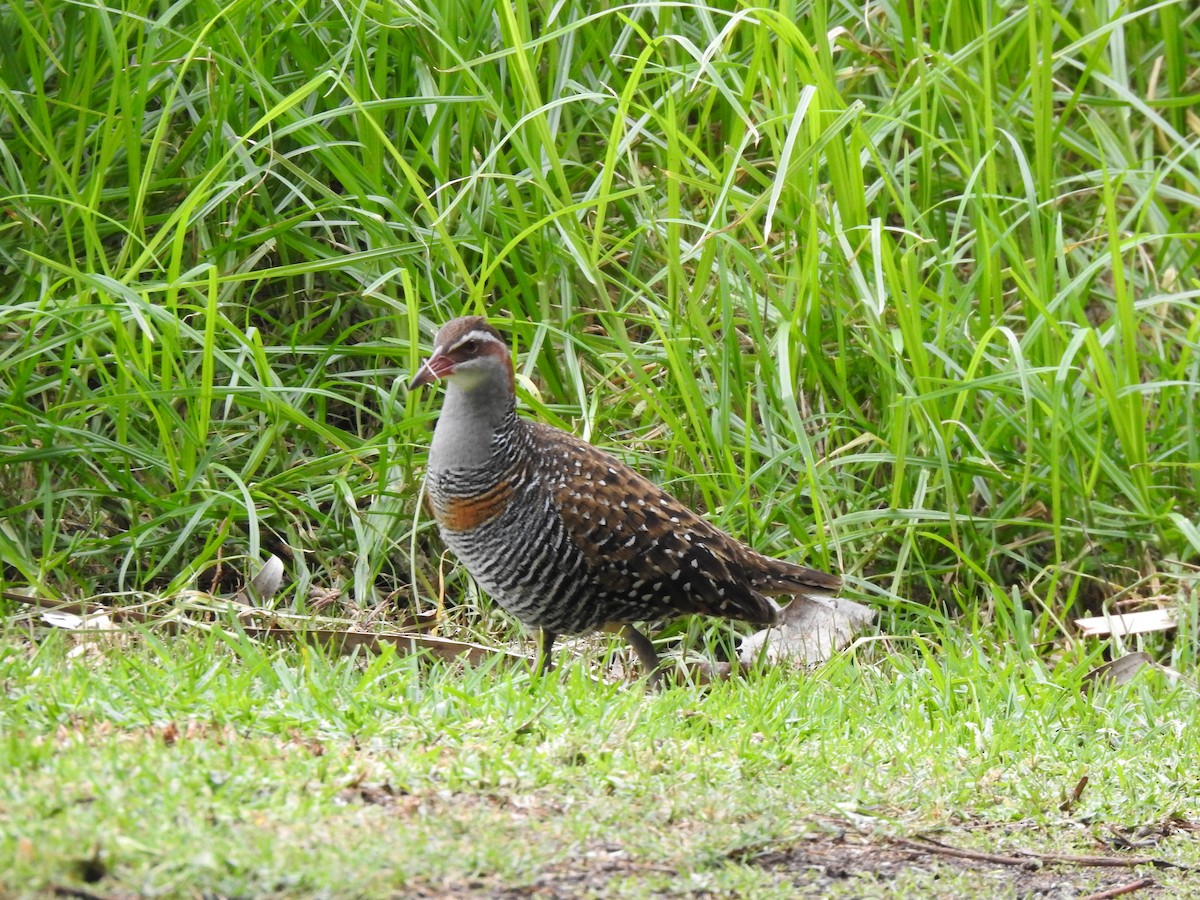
[{"x1": 428, "y1": 378, "x2": 515, "y2": 471}]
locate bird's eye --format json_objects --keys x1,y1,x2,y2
[{"x1": 461, "y1": 339, "x2": 480, "y2": 355}]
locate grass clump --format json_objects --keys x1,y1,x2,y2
[{"x1": 1, "y1": 0, "x2": 1197, "y2": 634}]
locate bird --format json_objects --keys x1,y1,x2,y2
[{"x1": 408, "y1": 315, "x2": 844, "y2": 683}]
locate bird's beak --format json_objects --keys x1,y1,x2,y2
[{"x1": 408, "y1": 348, "x2": 453, "y2": 390}]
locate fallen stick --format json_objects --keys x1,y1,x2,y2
[
  {"x1": 895, "y1": 838, "x2": 1035, "y2": 867},
  {"x1": 1079, "y1": 877, "x2": 1157, "y2": 900},
  {"x1": 898, "y1": 837, "x2": 1194, "y2": 872}
]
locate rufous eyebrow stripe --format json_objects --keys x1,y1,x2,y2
[{"x1": 435, "y1": 481, "x2": 514, "y2": 532}]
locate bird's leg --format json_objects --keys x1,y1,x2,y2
[
  {"x1": 616, "y1": 624, "x2": 736, "y2": 687},
  {"x1": 535, "y1": 628, "x2": 557, "y2": 676},
  {"x1": 619, "y1": 624, "x2": 664, "y2": 687}
]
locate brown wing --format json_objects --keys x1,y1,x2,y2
[{"x1": 526, "y1": 422, "x2": 811, "y2": 625}]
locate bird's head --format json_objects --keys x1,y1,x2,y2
[{"x1": 408, "y1": 316, "x2": 514, "y2": 394}]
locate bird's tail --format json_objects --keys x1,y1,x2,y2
[{"x1": 748, "y1": 553, "x2": 843, "y2": 598}]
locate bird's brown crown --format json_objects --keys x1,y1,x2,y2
[
  {"x1": 432, "y1": 316, "x2": 506, "y2": 355},
  {"x1": 411, "y1": 316, "x2": 513, "y2": 392}
]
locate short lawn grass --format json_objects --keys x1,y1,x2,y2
[{"x1": 3, "y1": 627, "x2": 1198, "y2": 896}]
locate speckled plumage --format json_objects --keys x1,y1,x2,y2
[{"x1": 410, "y1": 316, "x2": 843, "y2": 679}]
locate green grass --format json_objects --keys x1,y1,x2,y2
[
  {"x1": 2, "y1": 628, "x2": 1198, "y2": 896},
  {"x1": 2, "y1": 0, "x2": 1197, "y2": 624},
  {"x1": 2, "y1": 0, "x2": 1199, "y2": 893}
]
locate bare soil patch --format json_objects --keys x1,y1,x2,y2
[
  {"x1": 416, "y1": 823, "x2": 1196, "y2": 898},
  {"x1": 749, "y1": 831, "x2": 1173, "y2": 899}
]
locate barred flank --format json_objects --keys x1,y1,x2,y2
[{"x1": 426, "y1": 413, "x2": 839, "y2": 636}]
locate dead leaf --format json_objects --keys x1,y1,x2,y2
[
  {"x1": 1075, "y1": 609, "x2": 1176, "y2": 637},
  {"x1": 41, "y1": 611, "x2": 85, "y2": 629},
  {"x1": 738, "y1": 596, "x2": 876, "y2": 667},
  {"x1": 1083, "y1": 652, "x2": 1153, "y2": 688},
  {"x1": 249, "y1": 555, "x2": 284, "y2": 602},
  {"x1": 1080, "y1": 651, "x2": 1195, "y2": 693},
  {"x1": 41, "y1": 607, "x2": 118, "y2": 631}
]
